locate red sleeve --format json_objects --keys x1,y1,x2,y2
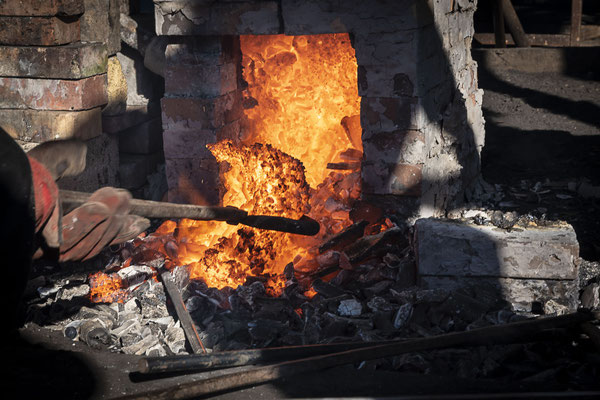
[{"x1": 28, "y1": 156, "x2": 58, "y2": 232}]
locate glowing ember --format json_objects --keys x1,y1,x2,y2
[{"x1": 89, "y1": 271, "x2": 128, "y2": 303}]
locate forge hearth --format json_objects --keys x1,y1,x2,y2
[{"x1": 157, "y1": 0, "x2": 485, "y2": 220}]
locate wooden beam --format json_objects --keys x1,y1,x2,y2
[
  {"x1": 571, "y1": 0, "x2": 583, "y2": 46},
  {"x1": 493, "y1": 0, "x2": 506, "y2": 48},
  {"x1": 501, "y1": 0, "x2": 530, "y2": 47},
  {"x1": 474, "y1": 33, "x2": 581, "y2": 47}
]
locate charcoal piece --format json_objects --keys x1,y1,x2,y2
[
  {"x1": 330, "y1": 269, "x2": 354, "y2": 287},
  {"x1": 77, "y1": 306, "x2": 116, "y2": 329},
  {"x1": 321, "y1": 320, "x2": 350, "y2": 338},
  {"x1": 490, "y1": 210, "x2": 519, "y2": 229},
  {"x1": 112, "y1": 318, "x2": 142, "y2": 338},
  {"x1": 372, "y1": 311, "x2": 394, "y2": 332},
  {"x1": 337, "y1": 298, "x2": 362, "y2": 317},
  {"x1": 79, "y1": 319, "x2": 112, "y2": 349},
  {"x1": 165, "y1": 321, "x2": 187, "y2": 354},
  {"x1": 393, "y1": 303, "x2": 413, "y2": 329},
  {"x1": 120, "y1": 332, "x2": 143, "y2": 348},
  {"x1": 147, "y1": 316, "x2": 175, "y2": 332},
  {"x1": 363, "y1": 280, "x2": 394, "y2": 297},
  {"x1": 248, "y1": 319, "x2": 286, "y2": 346},
  {"x1": 344, "y1": 226, "x2": 402, "y2": 263},
  {"x1": 367, "y1": 296, "x2": 396, "y2": 313},
  {"x1": 186, "y1": 296, "x2": 217, "y2": 326},
  {"x1": 57, "y1": 284, "x2": 90, "y2": 301},
  {"x1": 283, "y1": 262, "x2": 295, "y2": 280},
  {"x1": 414, "y1": 288, "x2": 450, "y2": 304},
  {"x1": 146, "y1": 343, "x2": 167, "y2": 357},
  {"x1": 581, "y1": 283, "x2": 600, "y2": 309},
  {"x1": 312, "y1": 279, "x2": 345, "y2": 298},
  {"x1": 122, "y1": 334, "x2": 160, "y2": 356},
  {"x1": 198, "y1": 321, "x2": 225, "y2": 349},
  {"x1": 236, "y1": 281, "x2": 265, "y2": 307},
  {"x1": 124, "y1": 297, "x2": 141, "y2": 313},
  {"x1": 543, "y1": 299, "x2": 570, "y2": 316},
  {"x1": 252, "y1": 297, "x2": 290, "y2": 320},
  {"x1": 279, "y1": 331, "x2": 304, "y2": 346}
]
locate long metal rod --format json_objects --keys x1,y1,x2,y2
[
  {"x1": 160, "y1": 270, "x2": 206, "y2": 354},
  {"x1": 59, "y1": 190, "x2": 320, "y2": 236},
  {"x1": 118, "y1": 311, "x2": 597, "y2": 400},
  {"x1": 139, "y1": 339, "x2": 399, "y2": 374}
]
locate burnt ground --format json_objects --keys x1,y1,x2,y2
[{"x1": 476, "y1": 48, "x2": 600, "y2": 262}]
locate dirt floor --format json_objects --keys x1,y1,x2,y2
[{"x1": 476, "y1": 48, "x2": 600, "y2": 261}]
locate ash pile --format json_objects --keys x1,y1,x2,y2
[{"x1": 23, "y1": 210, "x2": 600, "y2": 388}]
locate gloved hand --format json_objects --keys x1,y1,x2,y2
[{"x1": 27, "y1": 140, "x2": 149, "y2": 262}]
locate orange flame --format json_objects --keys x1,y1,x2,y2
[
  {"x1": 89, "y1": 271, "x2": 128, "y2": 303},
  {"x1": 91, "y1": 34, "x2": 363, "y2": 300}
]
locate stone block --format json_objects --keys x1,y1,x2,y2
[
  {"x1": 103, "y1": 56, "x2": 128, "y2": 116},
  {"x1": 119, "y1": 118, "x2": 163, "y2": 154},
  {"x1": 0, "y1": 16, "x2": 80, "y2": 45},
  {"x1": 162, "y1": 128, "x2": 216, "y2": 160},
  {"x1": 81, "y1": 0, "x2": 120, "y2": 56},
  {"x1": 154, "y1": 1, "x2": 279, "y2": 35},
  {"x1": 164, "y1": 63, "x2": 237, "y2": 98},
  {"x1": 362, "y1": 161, "x2": 422, "y2": 196},
  {"x1": 282, "y1": 0, "x2": 431, "y2": 35},
  {"x1": 0, "y1": 75, "x2": 107, "y2": 111},
  {"x1": 0, "y1": 42, "x2": 107, "y2": 79},
  {"x1": 421, "y1": 276, "x2": 579, "y2": 313},
  {"x1": 102, "y1": 103, "x2": 160, "y2": 134},
  {"x1": 414, "y1": 218, "x2": 579, "y2": 280},
  {"x1": 0, "y1": 108, "x2": 102, "y2": 143},
  {"x1": 363, "y1": 129, "x2": 425, "y2": 165},
  {"x1": 0, "y1": 0, "x2": 83, "y2": 16},
  {"x1": 361, "y1": 97, "x2": 421, "y2": 132},
  {"x1": 161, "y1": 93, "x2": 242, "y2": 131},
  {"x1": 58, "y1": 133, "x2": 119, "y2": 192},
  {"x1": 119, "y1": 152, "x2": 163, "y2": 190},
  {"x1": 165, "y1": 157, "x2": 220, "y2": 205}
]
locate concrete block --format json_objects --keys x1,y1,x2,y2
[
  {"x1": 0, "y1": 16, "x2": 80, "y2": 45},
  {"x1": 103, "y1": 56, "x2": 128, "y2": 116},
  {"x1": 0, "y1": 108, "x2": 102, "y2": 142},
  {"x1": 58, "y1": 133, "x2": 119, "y2": 192},
  {"x1": 415, "y1": 218, "x2": 579, "y2": 280},
  {"x1": 0, "y1": 75, "x2": 107, "y2": 111},
  {"x1": 0, "y1": 42, "x2": 107, "y2": 79},
  {"x1": 119, "y1": 118, "x2": 163, "y2": 154},
  {"x1": 154, "y1": 0, "x2": 279, "y2": 35},
  {"x1": 0, "y1": 0, "x2": 83, "y2": 16}
]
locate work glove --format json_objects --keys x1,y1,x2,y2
[{"x1": 27, "y1": 140, "x2": 150, "y2": 262}]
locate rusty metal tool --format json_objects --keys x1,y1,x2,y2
[{"x1": 59, "y1": 190, "x2": 320, "y2": 236}]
